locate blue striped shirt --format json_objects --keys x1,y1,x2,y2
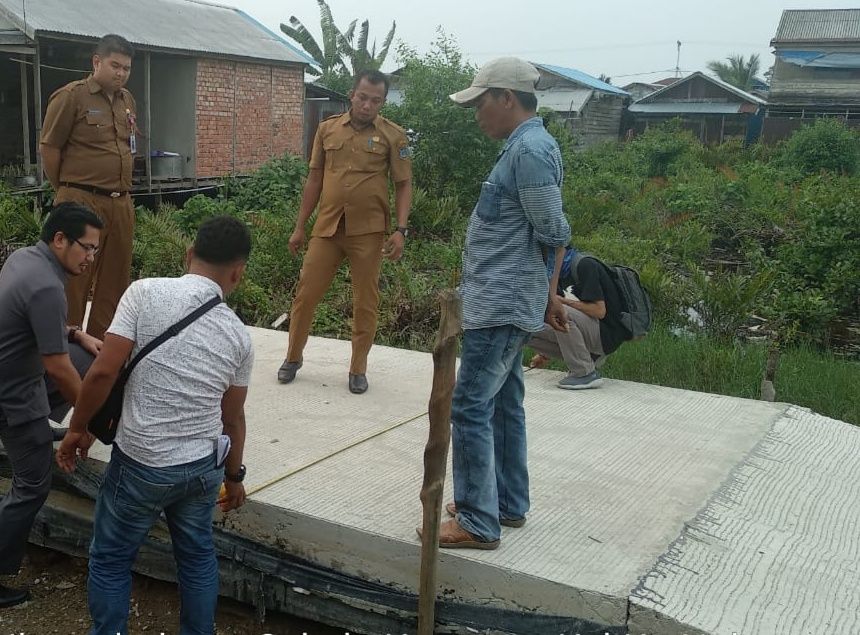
[{"x1": 460, "y1": 117, "x2": 571, "y2": 331}]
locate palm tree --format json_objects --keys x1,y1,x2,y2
[
  {"x1": 706, "y1": 54, "x2": 761, "y2": 92},
  {"x1": 338, "y1": 18, "x2": 397, "y2": 74},
  {"x1": 280, "y1": 0, "x2": 347, "y2": 80}
]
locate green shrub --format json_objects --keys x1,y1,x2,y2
[
  {"x1": 172, "y1": 195, "x2": 238, "y2": 234},
  {"x1": 223, "y1": 153, "x2": 307, "y2": 214},
  {"x1": 690, "y1": 265, "x2": 774, "y2": 340},
  {"x1": 132, "y1": 207, "x2": 189, "y2": 279},
  {"x1": 630, "y1": 122, "x2": 701, "y2": 178},
  {"x1": 0, "y1": 193, "x2": 42, "y2": 246},
  {"x1": 779, "y1": 118, "x2": 860, "y2": 176},
  {"x1": 776, "y1": 175, "x2": 860, "y2": 320}
]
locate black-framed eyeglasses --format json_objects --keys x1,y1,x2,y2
[{"x1": 73, "y1": 238, "x2": 100, "y2": 255}]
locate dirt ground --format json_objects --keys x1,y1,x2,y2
[{"x1": 0, "y1": 544, "x2": 349, "y2": 635}]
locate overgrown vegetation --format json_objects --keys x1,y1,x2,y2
[{"x1": 2, "y1": 50, "x2": 858, "y2": 424}]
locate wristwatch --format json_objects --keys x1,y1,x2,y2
[
  {"x1": 68, "y1": 326, "x2": 81, "y2": 344},
  {"x1": 395, "y1": 226, "x2": 409, "y2": 238},
  {"x1": 225, "y1": 464, "x2": 246, "y2": 483}
]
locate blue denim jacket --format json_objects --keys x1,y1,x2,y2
[{"x1": 460, "y1": 117, "x2": 571, "y2": 331}]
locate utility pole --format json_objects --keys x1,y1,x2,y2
[{"x1": 675, "y1": 40, "x2": 682, "y2": 77}]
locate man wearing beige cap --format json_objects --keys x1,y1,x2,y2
[{"x1": 418, "y1": 58, "x2": 570, "y2": 549}]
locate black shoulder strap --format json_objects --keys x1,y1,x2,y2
[{"x1": 122, "y1": 295, "x2": 223, "y2": 379}]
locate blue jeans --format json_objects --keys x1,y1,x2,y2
[
  {"x1": 451, "y1": 325, "x2": 531, "y2": 542},
  {"x1": 88, "y1": 446, "x2": 223, "y2": 635}
]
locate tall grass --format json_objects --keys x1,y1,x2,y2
[{"x1": 527, "y1": 327, "x2": 859, "y2": 425}]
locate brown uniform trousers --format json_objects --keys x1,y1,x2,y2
[
  {"x1": 286, "y1": 111, "x2": 412, "y2": 374},
  {"x1": 41, "y1": 76, "x2": 137, "y2": 340},
  {"x1": 55, "y1": 188, "x2": 134, "y2": 339},
  {"x1": 288, "y1": 222, "x2": 384, "y2": 374}
]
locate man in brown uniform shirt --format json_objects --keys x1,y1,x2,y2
[
  {"x1": 279, "y1": 70, "x2": 413, "y2": 394},
  {"x1": 40, "y1": 34, "x2": 137, "y2": 340}
]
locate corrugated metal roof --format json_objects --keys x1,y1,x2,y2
[
  {"x1": 0, "y1": 0, "x2": 313, "y2": 65},
  {"x1": 772, "y1": 9, "x2": 860, "y2": 43},
  {"x1": 533, "y1": 63, "x2": 630, "y2": 96},
  {"x1": 535, "y1": 88, "x2": 593, "y2": 113},
  {"x1": 628, "y1": 102, "x2": 747, "y2": 115},
  {"x1": 635, "y1": 72, "x2": 766, "y2": 106}
]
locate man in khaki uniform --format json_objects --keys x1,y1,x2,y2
[
  {"x1": 41, "y1": 34, "x2": 137, "y2": 340},
  {"x1": 279, "y1": 69, "x2": 413, "y2": 394}
]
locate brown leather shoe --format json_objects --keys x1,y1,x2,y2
[
  {"x1": 445, "y1": 501, "x2": 526, "y2": 528},
  {"x1": 416, "y1": 518, "x2": 500, "y2": 550}
]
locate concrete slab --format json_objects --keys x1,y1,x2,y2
[
  {"x1": 629, "y1": 406, "x2": 860, "y2": 634},
  {"x1": 65, "y1": 327, "x2": 860, "y2": 633}
]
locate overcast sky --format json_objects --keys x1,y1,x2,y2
[{"x1": 228, "y1": 0, "x2": 859, "y2": 84}]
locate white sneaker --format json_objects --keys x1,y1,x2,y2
[{"x1": 557, "y1": 371, "x2": 603, "y2": 390}]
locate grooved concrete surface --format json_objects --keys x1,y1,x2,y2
[{"x1": 82, "y1": 327, "x2": 860, "y2": 633}]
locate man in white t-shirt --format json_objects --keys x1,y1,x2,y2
[{"x1": 57, "y1": 215, "x2": 254, "y2": 635}]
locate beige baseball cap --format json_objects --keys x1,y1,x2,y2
[{"x1": 449, "y1": 57, "x2": 540, "y2": 106}]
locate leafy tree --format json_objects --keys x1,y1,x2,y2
[
  {"x1": 280, "y1": 0, "x2": 348, "y2": 88},
  {"x1": 706, "y1": 54, "x2": 761, "y2": 91},
  {"x1": 280, "y1": 0, "x2": 395, "y2": 93},
  {"x1": 383, "y1": 30, "x2": 500, "y2": 202},
  {"x1": 338, "y1": 18, "x2": 397, "y2": 74}
]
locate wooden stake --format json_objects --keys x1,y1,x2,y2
[
  {"x1": 417, "y1": 289, "x2": 461, "y2": 635},
  {"x1": 760, "y1": 338, "x2": 781, "y2": 402}
]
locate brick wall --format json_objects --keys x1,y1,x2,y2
[
  {"x1": 195, "y1": 59, "x2": 304, "y2": 177},
  {"x1": 196, "y1": 59, "x2": 235, "y2": 176},
  {"x1": 271, "y1": 66, "x2": 305, "y2": 157}
]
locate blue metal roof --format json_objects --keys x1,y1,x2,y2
[{"x1": 533, "y1": 63, "x2": 630, "y2": 96}]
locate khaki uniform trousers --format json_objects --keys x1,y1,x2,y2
[
  {"x1": 56, "y1": 186, "x2": 135, "y2": 340},
  {"x1": 529, "y1": 305, "x2": 606, "y2": 377},
  {"x1": 287, "y1": 222, "x2": 384, "y2": 375}
]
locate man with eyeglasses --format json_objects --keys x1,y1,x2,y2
[
  {"x1": 0, "y1": 202, "x2": 104, "y2": 607},
  {"x1": 40, "y1": 33, "x2": 137, "y2": 341}
]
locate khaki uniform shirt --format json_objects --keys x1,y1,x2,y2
[
  {"x1": 309, "y1": 111, "x2": 412, "y2": 237},
  {"x1": 41, "y1": 76, "x2": 137, "y2": 191}
]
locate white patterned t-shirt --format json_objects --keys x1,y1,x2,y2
[{"x1": 106, "y1": 274, "x2": 254, "y2": 467}]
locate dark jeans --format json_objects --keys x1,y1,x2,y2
[
  {"x1": 88, "y1": 446, "x2": 224, "y2": 635},
  {"x1": 0, "y1": 343, "x2": 94, "y2": 574}
]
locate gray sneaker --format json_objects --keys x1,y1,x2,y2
[
  {"x1": 557, "y1": 371, "x2": 603, "y2": 390},
  {"x1": 277, "y1": 360, "x2": 302, "y2": 384}
]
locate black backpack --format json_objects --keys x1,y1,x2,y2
[{"x1": 569, "y1": 253, "x2": 653, "y2": 339}]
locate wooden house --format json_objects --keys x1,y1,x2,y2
[
  {"x1": 628, "y1": 72, "x2": 766, "y2": 144},
  {"x1": 533, "y1": 63, "x2": 630, "y2": 147},
  {"x1": 765, "y1": 8, "x2": 860, "y2": 141}
]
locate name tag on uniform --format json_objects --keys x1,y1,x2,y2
[{"x1": 126, "y1": 108, "x2": 137, "y2": 154}]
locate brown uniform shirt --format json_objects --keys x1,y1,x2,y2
[
  {"x1": 309, "y1": 111, "x2": 412, "y2": 237},
  {"x1": 41, "y1": 76, "x2": 137, "y2": 191}
]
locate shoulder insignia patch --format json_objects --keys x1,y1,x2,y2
[{"x1": 399, "y1": 146, "x2": 413, "y2": 159}]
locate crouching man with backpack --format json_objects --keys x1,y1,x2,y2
[{"x1": 529, "y1": 246, "x2": 652, "y2": 389}]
